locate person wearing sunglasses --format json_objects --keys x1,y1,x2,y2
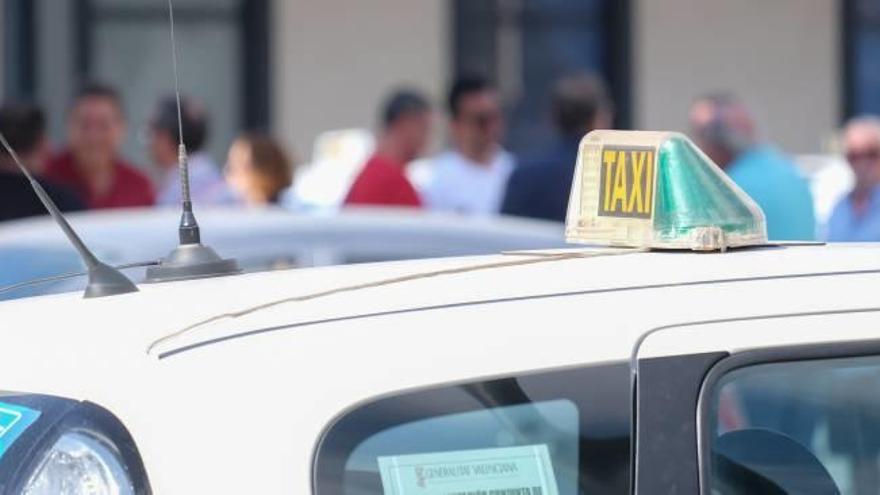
[
  {"x1": 826, "y1": 117, "x2": 880, "y2": 241},
  {"x1": 423, "y1": 76, "x2": 515, "y2": 216}
]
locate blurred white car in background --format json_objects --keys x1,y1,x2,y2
[{"x1": 0, "y1": 207, "x2": 565, "y2": 300}]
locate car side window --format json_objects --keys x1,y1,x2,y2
[
  {"x1": 706, "y1": 355, "x2": 880, "y2": 495},
  {"x1": 313, "y1": 364, "x2": 631, "y2": 495}
]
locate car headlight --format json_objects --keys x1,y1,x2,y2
[{"x1": 22, "y1": 430, "x2": 134, "y2": 495}]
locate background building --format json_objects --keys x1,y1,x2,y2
[{"x1": 0, "y1": 0, "x2": 877, "y2": 169}]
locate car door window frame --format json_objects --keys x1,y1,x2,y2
[
  {"x1": 695, "y1": 337, "x2": 880, "y2": 493},
  {"x1": 631, "y1": 307, "x2": 880, "y2": 493}
]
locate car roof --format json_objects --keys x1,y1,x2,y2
[{"x1": 4, "y1": 242, "x2": 879, "y2": 360}]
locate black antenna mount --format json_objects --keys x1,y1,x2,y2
[
  {"x1": 0, "y1": 133, "x2": 138, "y2": 298},
  {"x1": 144, "y1": 0, "x2": 239, "y2": 284}
]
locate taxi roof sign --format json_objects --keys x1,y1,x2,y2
[{"x1": 565, "y1": 130, "x2": 767, "y2": 251}]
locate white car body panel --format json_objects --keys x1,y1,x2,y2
[{"x1": 1, "y1": 243, "x2": 879, "y2": 492}]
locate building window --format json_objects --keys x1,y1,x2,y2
[
  {"x1": 75, "y1": 0, "x2": 268, "y2": 167},
  {"x1": 845, "y1": 0, "x2": 880, "y2": 118},
  {"x1": 1, "y1": 0, "x2": 36, "y2": 99},
  {"x1": 453, "y1": 0, "x2": 629, "y2": 156}
]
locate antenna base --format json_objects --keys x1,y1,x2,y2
[
  {"x1": 85, "y1": 262, "x2": 139, "y2": 298},
  {"x1": 144, "y1": 243, "x2": 240, "y2": 284}
]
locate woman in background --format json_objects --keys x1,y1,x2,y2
[{"x1": 225, "y1": 134, "x2": 293, "y2": 206}]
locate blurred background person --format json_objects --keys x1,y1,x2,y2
[
  {"x1": 345, "y1": 88, "x2": 431, "y2": 207},
  {"x1": 502, "y1": 73, "x2": 612, "y2": 222},
  {"x1": 826, "y1": 117, "x2": 880, "y2": 241},
  {"x1": 689, "y1": 93, "x2": 815, "y2": 240},
  {"x1": 424, "y1": 76, "x2": 514, "y2": 216},
  {"x1": 0, "y1": 102, "x2": 84, "y2": 222},
  {"x1": 150, "y1": 95, "x2": 230, "y2": 206},
  {"x1": 225, "y1": 133, "x2": 293, "y2": 206},
  {"x1": 45, "y1": 84, "x2": 155, "y2": 209}
]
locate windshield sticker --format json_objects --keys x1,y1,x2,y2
[
  {"x1": 378, "y1": 444, "x2": 559, "y2": 495},
  {"x1": 0, "y1": 402, "x2": 41, "y2": 459}
]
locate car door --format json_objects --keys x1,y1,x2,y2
[{"x1": 632, "y1": 308, "x2": 880, "y2": 494}]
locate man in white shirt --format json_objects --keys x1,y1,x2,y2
[
  {"x1": 424, "y1": 76, "x2": 515, "y2": 216},
  {"x1": 149, "y1": 96, "x2": 232, "y2": 206}
]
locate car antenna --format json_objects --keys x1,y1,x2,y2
[
  {"x1": 0, "y1": 133, "x2": 139, "y2": 298},
  {"x1": 144, "y1": 0, "x2": 240, "y2": 283}
]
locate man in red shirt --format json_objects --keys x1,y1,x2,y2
[
  {"x1": 46, "y1": 84, "x2": 155, "y2": 209},
  {"x1": 345, "y1": 89, "x2": 432, "y2": 207}
]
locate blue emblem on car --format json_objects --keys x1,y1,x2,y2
[{"x1": 0, "y1": 402, "x2": 40, "y2": 459}]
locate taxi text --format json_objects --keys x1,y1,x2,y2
[{"x1": 598, "y1": 146, "x2": 655, "y2": 219}]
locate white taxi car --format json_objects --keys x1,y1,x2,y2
[{"x1": 0, "y1": 131, "x2": 875, "y2": 495}]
